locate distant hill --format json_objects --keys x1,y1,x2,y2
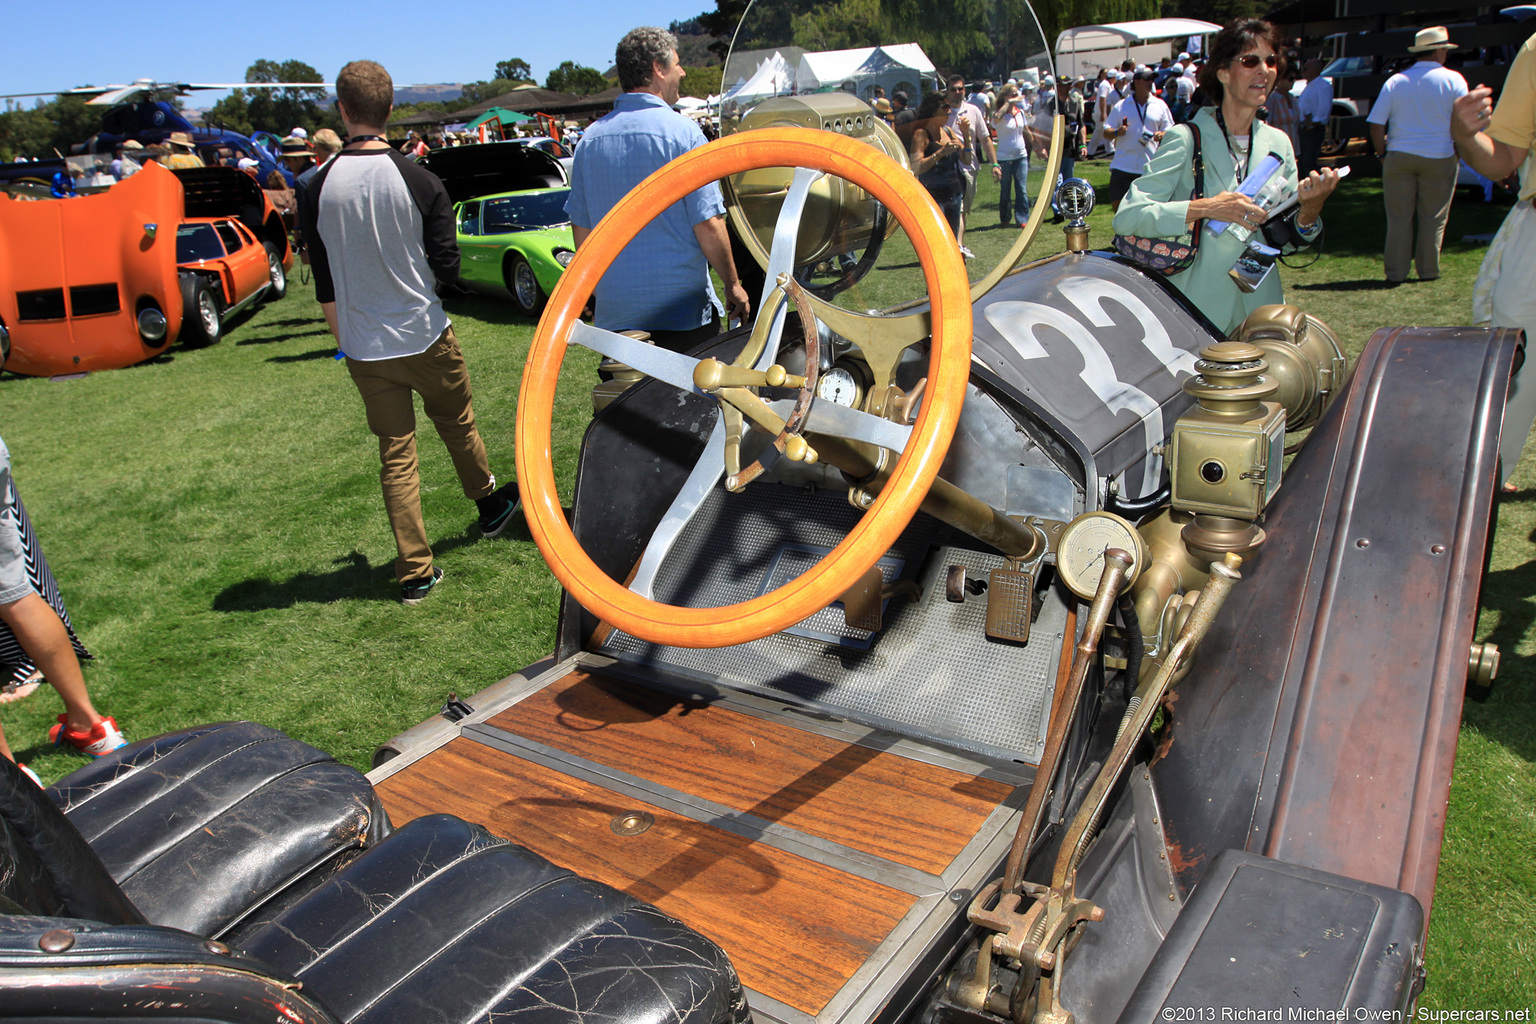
[{"x1": 391, "y1": 84, "x2": 466, "y2": 105}]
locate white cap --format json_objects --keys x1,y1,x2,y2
[
  {"x1": 237, "y1": 157, "x2": 259, "y2": 170},
  {"x1": 1041, "y1": 75, "x2": 1054, "y2": 85},
  {"x1": 1178, "y1": 52, "x2": 1191, "y2": 62},
  {"x1": 289, "y1": 127, "x2": 308, "y2": 138},
  {"x1": 1170, "y1": 63, "x2": 1184, "y2": 73},
  {"x1": 1007, "y1": 77, "x2": 1018, "y2": 86}
]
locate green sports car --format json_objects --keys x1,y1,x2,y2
[
  {"x1": 455, "y1": 188, "x2": 575, "y2": 316},
  {"x1": 420, "y1": 142, "x2": 576, "y2": 317}
]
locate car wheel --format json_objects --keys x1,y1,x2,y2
[
  {"x1": 181, "y1": 278, "x2": 222, "y2": 348},
  {"x1": 264, "y1": 242, "x2": 287, "y2": 301},
  {"x1": 507, "y1": 254, "x2": 545, "y2": 318}
]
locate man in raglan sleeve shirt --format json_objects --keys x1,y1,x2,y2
[{"x1": 302, "y1": 59, "x2": 518, "y2": 606}]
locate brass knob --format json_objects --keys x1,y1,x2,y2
[{"x1": 1468, "y1": 642, "x2": 1500, "y2": 688}]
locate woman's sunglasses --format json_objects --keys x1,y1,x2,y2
[{"x1": 1233, "y1": 54, "x2": 1280, "y2": 69}]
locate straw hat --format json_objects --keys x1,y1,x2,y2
[
  {"x1": 1408, "y1": 26, "x2": 1458, "y2": 53},
  {"x1": 280, "y1": 135, "x2": 314, "y2": 155},
  {"x1": 167, "y1": 132, "x2": 196, "y2": 150}
]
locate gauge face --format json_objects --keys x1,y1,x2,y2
[
  {"x1": 1056, "y1": 511, "x2": 1146, "y2": 599},
  {"x1": 816, "y1": 365, "x2": 861, "y2": 407}
]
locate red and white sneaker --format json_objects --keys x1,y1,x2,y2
[{"x1": 49, "y1": 714, "x2": 128, "y2": 757}]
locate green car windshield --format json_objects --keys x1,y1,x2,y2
[{"x1": 483, "y1": 191, "x2": 571, "y2": 233}]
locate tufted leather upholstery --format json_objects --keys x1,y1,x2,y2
[
  {"x1": 0, "y1": 731, "x2": 750, "y2": 1024},
  {"x1": 238, "y1": 814, "x2": 752, "y2": 1024},
  {"x1": 48, "y1": 721, "x2": 390, "y2": 938}
]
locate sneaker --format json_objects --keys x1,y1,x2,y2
[
  {"x1": 476, "y1": 483, "x2": 521, "y2": 539},
  {"x1": 49, "y1": 714, "x2": 128, "y2": 757},
  {"x1": 0, "y1": 669, "x2": 42, "y2": 704},
  {"x1": 401, "y1": 566, "x2": 444, "y2": 606},
  {"x1": 16, "y1": 763, "x2": 42, "y2": 787},
  {"x1": 959, "y1": 245, "x2": 977, "y2": 260}
]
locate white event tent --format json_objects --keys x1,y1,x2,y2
[{"x1": 1054, "y1": 18, "x2": 1222, "y2": 78}]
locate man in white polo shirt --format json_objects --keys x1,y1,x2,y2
[{"x1": 1367, "y1": 26, "x2": 1469, "y2": 284}]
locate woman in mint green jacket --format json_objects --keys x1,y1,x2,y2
[{"x1": 1113, "y1": 19, "x2": 1339, "y2": 335}]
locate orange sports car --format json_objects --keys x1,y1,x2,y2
[{"x1": 0, "y1": 162, "x2": 290, "y2": 376}]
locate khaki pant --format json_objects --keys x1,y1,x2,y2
[
  {"x1": 1382, "y1": 151, "x2": 1458, "y2": 282},
  {"x1": 346, "y1": 326, "x2": 494, "y2": 582}
]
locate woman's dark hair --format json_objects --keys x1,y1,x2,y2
[
  {"x1": 915, "y1": 90, "x2": 950, "y2": 121},
  {"x1": 1197, "y1": 19, "x2": 1286, "y2": 103}
]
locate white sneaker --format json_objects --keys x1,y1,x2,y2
[{"x1": 959, "y1": 245, "x2": 977, "y2": 260}]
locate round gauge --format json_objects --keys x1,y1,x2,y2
[
  {"x1": 1055, "y1": 511, "x2": 1148, "y2": 599},
  {"x1": 816, "y1": 365, "x2": 862, "y2": 407}
]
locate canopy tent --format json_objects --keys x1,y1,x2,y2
[
  {"x1": 1055, "y1": 18, "x2": 1222, "y2": 77},
  {"x1": 850, "y1": 44, "x2": 937, "y2": 101},
  {"x1": 465, "y1": 107, "x2": 531, "y2": 132},
  {"x1": 722, "y1": 50, "x2": 795, "y2": 105},
  {"x1": 795, "y1": 43, "x2": 936, "y2": 100}
]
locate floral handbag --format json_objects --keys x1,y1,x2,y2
[{"x1": 1112, "y1": 124, "x2": 1205, "y2": 276}]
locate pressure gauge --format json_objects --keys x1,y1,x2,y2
[
  {"x1": 816, "y1": 364, "x2": 862, "y2": 407},
  {"x1": 1055, "y1": 511, "x2": 1148, "y2": 599}
]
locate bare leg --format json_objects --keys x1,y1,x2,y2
[{"x1": 0, "y1": 593, "x2": 102, "y2": 734}]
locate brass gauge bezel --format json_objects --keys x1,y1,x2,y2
[{"x1": 1055, "y1": 511, "x2": 1149, "y2": 600}]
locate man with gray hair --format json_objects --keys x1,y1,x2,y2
[{"x1": 565, "y1": 26, "x2": 750, "y2": 352}]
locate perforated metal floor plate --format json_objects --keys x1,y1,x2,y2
[{"x1": 600, "y1": 484, "x2": 1066, "y2": 763}]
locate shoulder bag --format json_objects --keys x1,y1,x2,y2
[{"x1": 1112, "y1": 123, "x2": 1205, "y2": 276}]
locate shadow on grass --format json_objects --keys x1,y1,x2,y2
[
  {"x1": 213, "y1": 525, "x2": 517, "y2": 611},
  {"x1": 214, "y1": 550, "x2": 388, "y2": 609},
  {"x1": 238, "y1": 328, "x2": 332, "y2": 346},
  {"x1": 267, "y1": 348, "x2": 342, "y2": 364},
  {"x1": 1290, "y1": 279, "x2": 1403, "y2": 292}
]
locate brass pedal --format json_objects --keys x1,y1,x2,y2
[{"x1": 985, "y1": 568, "x2": 1034, "y2": 643}]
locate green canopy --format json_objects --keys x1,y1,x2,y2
[{"x1": 465, "y1": 107, "x2": 533, "y2": 131}]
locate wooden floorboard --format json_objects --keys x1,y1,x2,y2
[
  {"x1": 482, "y1": 670, "x2": 1014, "y2": 877},
  {"x1": 376, "y1": 738, "x2": 919, "y2": 1016}
]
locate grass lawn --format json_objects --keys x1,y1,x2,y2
[{"x1": 1, "y1": 160, "x2": 1530, "y2": 1007}]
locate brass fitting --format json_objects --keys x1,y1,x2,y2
[
  {"x1": 1169, "y1": 342, "x2": 1286, "y2": 552},
  {"x1": 1469, "y1": 642, "x2": 1500, "y2": 689},
  {"x1": 1233, "y1": 304, "x2": 1348, "y2": 435}
]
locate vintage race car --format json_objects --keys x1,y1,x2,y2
[
  {"x1": 0, "y1": 162, "x2": 290, "y2": 375},
  {"x1": 0, "y1": 4, "x2": 1517, "y2": 1021},
  {"x1": 419, "y1": 141, "x2": 575, "y2": 317}
]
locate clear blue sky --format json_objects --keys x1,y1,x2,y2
[{"x1": 1, "y1": 0, "x2": 715, "y2": 106}]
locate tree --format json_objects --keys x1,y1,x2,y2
[
  {"x1": 546, "y1": 62, "x2": 608, "y2": 96},
  {"x1": 207, "y1": 59, "x2": 336, "y2": 137},
  {"x1": 458, "y1": 79, "x2": 522, "y2": 107},
  {"x1": 680, "y1": 66, "x2": 724, "y2": 98},
  {"x1": 0, "y1": 95, "x2": 112, "y2": 162},
  {"x1": 495, "y1": 59, "x2": 533, "y2": 83}
]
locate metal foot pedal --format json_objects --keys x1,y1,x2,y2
[
  {"x1": 985, "y1": 568, "x2": 1034, "y2": 643},
  {"x1": 841, "y1": 565, "x2": 920, "y2": 633}
]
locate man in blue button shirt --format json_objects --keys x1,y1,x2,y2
[{"x1": 565, "y1": 26, "x2": 751, "y2": 352}]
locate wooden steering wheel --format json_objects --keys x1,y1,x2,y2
[{"x1": 515, "y1": 127, "x2": 972, "y2": 648}]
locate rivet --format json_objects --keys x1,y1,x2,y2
[
  {"x1": 611, "y1": 810, "x2": 654, "y2": 836},
  {"x1": 1356, "y1": 538, "x2": 1370, "y2": 549},
  {"x1": 949, "y1": 889, "x2": 970, "y2": 903},
  {"x1": 205, "y1": 940, "x2": 231, "y2": 955},
  {"x1": 38, "y1": 929, "x2": 75, "y2": 953},
  {"x1": 1169, "y1": 893, "x2": 1177, "y2": 901},
  {"x1": 1430, "y1": 544, "x2": 1446, "y2": 555}
]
